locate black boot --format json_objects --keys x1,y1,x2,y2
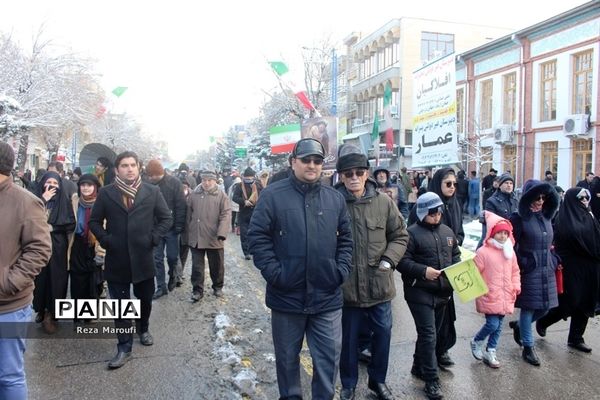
[
  {"x1": 522, "y1": 346, "x2": 540, "y2": 366},
  {"x1": 509, "y1": 321, "x2": 522, "y2": 346},
  {"x1": 424, "y1": 379, "x2": 443, "y2": 400}
]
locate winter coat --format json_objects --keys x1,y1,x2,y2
[
  {"x1": 397, "y1": 220, "x2": 461, "y2": 306},
  {"x1": 474, "y1": 212, "x2": 521, "y2": 315},
  {"x1": 155, "y1": 174, "x2": 186, "y2": 233},
  {"x1": 0, "y1": 178, "x2": 52, "y2": 314},
  {"x1": 248, "y1": 173, "x2": 353, "y2": 314},
  {"x1": 186, "y1": 185, "x2": 231, "y2": 249},
  {"x1": 336, "y1": 179, "x2": 408, "y2": 307},
  {"x1": 510, "y1": 179, "x2": 560, "y2": 311},
  {"x1": 554, "y1": 188, "x2": 600, "y2": 318},
  {"x1": 232, "y1": 179, "x2": 263, "y2": 224},
  {"x1": 485, "y1": 190, "x2": 518, "y2": 220},
  {"x1": 89, "y1": 182, "x2": 172, "y2": 284}
]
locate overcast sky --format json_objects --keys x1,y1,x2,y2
[{"x1": 0, "y1": 0, "x2": 589, "y2": 160}]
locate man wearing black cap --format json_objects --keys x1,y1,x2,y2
[
  {"x1": 248, "y1": 138, "x2": 353, "y2": 400},
  {"x1": 232, "y1": 167, "x2": 263, "y2": 260},
  {"x1": 485, "y1": 174, "x2": 518, "y2": 220},
  {"x1": 481, "y1": 168, "x2": 497, "y2": 192},
  {"x1": 335, "y1": 145, "x2": 408, "y2": 400}
]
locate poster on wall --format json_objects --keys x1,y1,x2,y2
[
  {"x1": 301, "y1": 116, "x2": 338, "y2": 170},
  {"x1": 412, "y1": 53, "x2": 458, "y2": 168}
]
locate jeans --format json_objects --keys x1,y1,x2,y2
[
  {"x1": 468, "y1": 197, "x2": 480, "y2": 216},
  {"x1": 271, "y1": 309, "x2": 342, "y2": 400},
  {"x1": 340, "y1": 302, "x2": 392, "y2": 388},
  {"x1": 107, "y1": 278, "x2": 154, "y2": 353},
  {"x1": 0, "y1": 305, "x2": 32, "y2": 400},
  {"x1": 154, "y1": 230, "x2": 180, "y2": 291},
  {"x1": 474, "y1": 314, "x2": 504, "y2": 350},
  {"x1": 519, "y1": 308, "x2": 549, "y2": 347}
]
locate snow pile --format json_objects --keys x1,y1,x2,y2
[
  {"x1": 216, "y1": 342, "x2": 241, "y2": 365},
  {"x1": 215, "y1": 312, "x2": 232, "y2": 329},
  {"x1": 232, "y1": 368, "x2": 258, "y2": 395}
]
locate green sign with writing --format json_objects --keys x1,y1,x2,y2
[{"x1": 234, "y1": 147, "x2": 247, "y2": 158}]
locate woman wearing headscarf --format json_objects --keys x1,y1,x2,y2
[
  {"x1": 407, "y1": 167, "x2": 464, "y2": 368},
  {"x1": 536, "y1": 187, "x2": 600, "y2": 352},
  {"x1": 33, "y1": 171, "x2": 76, "y2": 333},
  {"x1": 508, "y1": 179, "x2": 559, "y2": 366},
  {"x1": 69, "y1": 174, "x2": 104, "y2": 313}
]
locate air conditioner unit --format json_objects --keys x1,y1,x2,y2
[
  {"x1": 493, "y1": 124, "x2": 513, "y2": 144},
  {"x1": 563, "y1": 114, "x2": 590, "y2": 137}
]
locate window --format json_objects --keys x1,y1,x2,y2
[
  {"x1": 480, "y1": 146, "x2": 493, "y2": 175},
  {"x1": 503, "y1": 145, "x2": 517, "y2": 177},
  {"x1": 456, "y1": 88, "x2": 464, "y2": 133},
  {"x1": 405, "y1": 129, "x2": 413, "y2": 146},
  {"x1": 540, "y1": 141, "x2": 558, "y2": 180},
  {"x1": 572, "y1": 139, "x2": 593, "y2": 186},
  {"x1": 572, "y1": 50, "x2": 593, "y2": 114},
  {"x1": 503, "y1": 72, "x2": 516, "y2": 125},
  {"x1": 540, "y1": 60, "x2": 556, "y2": 121},
  {"x1": 479, "y1": 79, "x2": 493, "y2": 130},
  {"x1": 421, "y1": 32, "x2": 454, "y2": 64}
]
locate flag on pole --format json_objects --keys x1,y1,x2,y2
[
  {"x1": 269, "y1": 61, "x2": 316, "y2": 111},
  {"x1": 383, "y1": 82, "x2": 394, "y2": 151},
  {"x1": 112, "y1": 86, "x2": 128, "y2": 97},
  {"x1": 443, "y1": 258, "x2": 489, "y2": 303},
  {"x1": 269, "y1": 124, "x2": 301, "y2": 154},
  {"x1": 371, "y1": 104, "x2": 380, "y2": 165}
]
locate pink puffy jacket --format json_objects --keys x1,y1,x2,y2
[{"x1": 473, "y1": 211, "x2": 521, "y2": 315}]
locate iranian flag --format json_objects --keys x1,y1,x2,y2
[
  {"x1": 371, "y1": 103, "x2": 380, "y2": 165},
  {"x1": 383, "y1": 82, "x2": 394, "y2": 151},
  {"x1": 269, "y1": 61, "x2": 316, "y2": 111},
  {"x1": 269, "y1": 124, "x2": 301, "y2": 154}
]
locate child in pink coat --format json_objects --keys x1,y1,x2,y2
[{"x1": 470, "y1": 211, "x2": 521, "y2": 368}]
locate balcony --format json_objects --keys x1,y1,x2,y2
[{"x1": 352, "y1": 66, "x2": 400, "y2": 93}]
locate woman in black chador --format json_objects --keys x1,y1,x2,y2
[
  {"x1": 536, "y1": 187, "x2": 600, "y2": 352},
  {"x1": 33, "y1": 171, "x2": 76, "y2": 333}
]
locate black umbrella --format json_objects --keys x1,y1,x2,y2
[{"x1": 79, "y1": 143, "x2": 116, "y2": 174}]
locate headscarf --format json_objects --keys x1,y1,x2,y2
[
  {"x1": 76, "y1": 174, "x2": 101, "y2": 244},
  {"x1": 37, "y1": 171, "x2": 76, "y2": 229},
  {"x1": 554, "y1": 187, "x2": 600, "y2": 260},
  {"x1": 428, "y1": 167, "x2": 462, "y2": 237}
]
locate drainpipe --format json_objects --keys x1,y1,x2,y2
[{"x1": 512, "y1": 33, "x2": 526, "y2": 188}]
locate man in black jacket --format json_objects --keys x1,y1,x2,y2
[
  {"x1": 248, "y1": 138, "x2": 353, "y2": 400},
  {"x1": 89, "y1": 151, "x2": 172, "y2": 369},
  {"x1": 146, "y1": 159, "x2": 187, "y2": 297}
]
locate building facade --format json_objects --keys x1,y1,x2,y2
[
  {"x1": 341, "y1": 18, "x2": 512, "y2": 169},
  {"x1": 456, "y1": 1, "x2": 599, "y2": 188}
]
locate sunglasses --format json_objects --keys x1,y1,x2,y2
[
  {"x1": 536, "y1": 195, "x2": 546, "y2": 201},
  {"x1": 578, "y1": 195, "x2": 590, "y2": 201},
  {"x1": 298, "y1": 156, "x2": 324, "y2": 165},
  {"x1": 343, "y1": 169, "x2": 367, "y2": 178},
  {"x1": 443, "y1": 181, "x2": 458, "y2": 188}
]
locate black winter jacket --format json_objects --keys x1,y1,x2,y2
[
  {"x1": 248, "y1": 174, "x2": 353, "y2": 314},
  {"x1": 397, "y1": 221, "x2": 461, "y2": 306},
  {"x1": 89, "y1": 183, "x2": 172, "y2": 284},
  {"x1": 485, "y1": 190, "x2": 518, "y2": 220},
  {"x1": 155, "y1": 174, "x2": 186, "y2": 232}
]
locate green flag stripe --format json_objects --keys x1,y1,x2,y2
[
  {"x1": 269, "y1": 61, "x2": 289, "y2": 76},
  {"x1": 269, "y1": 123, "x2": 301, "y2": 134}
]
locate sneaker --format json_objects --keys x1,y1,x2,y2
[
  {"x1": 470, "y1": 339, "x2": 484, "y2": 360},
  {"x1": 482, "y1": 348, "x2": 500, "y2": 368}
]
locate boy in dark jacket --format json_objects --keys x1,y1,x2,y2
[{"x1": 397, "y1": 192, "x2": 461, "y2": 400}]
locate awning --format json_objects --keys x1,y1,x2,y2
[{"x1": 341, "y1": 131, "x2": 369, "y2": 141}]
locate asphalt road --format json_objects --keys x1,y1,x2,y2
[{"x1": 25, "y1": 231, "x2": 600, "y2": 400}]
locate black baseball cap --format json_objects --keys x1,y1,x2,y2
[{"x1": 292, "y1": 138, "x2": 325, "y2": 159}]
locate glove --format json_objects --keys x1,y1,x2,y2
[{"x1": 218, "y1": 236, "x2": 226, "y2": 241}]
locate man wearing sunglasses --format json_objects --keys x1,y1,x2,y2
[
  {"x1": 248, "y1": 138, "x2": 353, "y2": 400},
  {"x1": 335, "y1": 145, "x2": 408, "y2": 400}
]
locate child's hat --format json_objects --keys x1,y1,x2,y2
[
  {"x1": 416, "y1": 192, "x2": 444, "y2": 222},
  {"x1": 490, "y1": 220, "x2": 512, "y2": 237}
]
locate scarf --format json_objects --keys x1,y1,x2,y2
[
  {"x1": 490, "y1": 238, "x2": 513, "y2": 260},
  {"x1": 115, "y1": 175, "x2": 142, "y2": 209},
  {"x1": 77, "y1": 191, "x2": 97, "y2": 245},
  {"x1": 241, "y1": 181, "x2": 258, "y2": 205}
]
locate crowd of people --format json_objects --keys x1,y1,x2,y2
[{"x1": 1, "y1": 138, "x2": 600, "y2": 400}]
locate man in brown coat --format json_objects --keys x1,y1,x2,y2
[
  {"x1": 0, "y1": 142, "x2": 52, "y2": 398},
  {"x1": 186, "y1": 170, "x2": 231, "y2": 302}
]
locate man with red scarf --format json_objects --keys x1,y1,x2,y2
[{"x1": 90, "y1": 151, "x2": 172, "y2": 369}]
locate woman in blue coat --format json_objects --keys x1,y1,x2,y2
[{"x1": 508, "y1": 179, "x2": 559, "y2": 366}]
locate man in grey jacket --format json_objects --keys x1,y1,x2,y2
[
  {"x1": 0, "y1": 142, "x2": 52, "y2": 399},
  {"x1": 335, "y1": 145, "x2": 408, "y2": 400}
]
